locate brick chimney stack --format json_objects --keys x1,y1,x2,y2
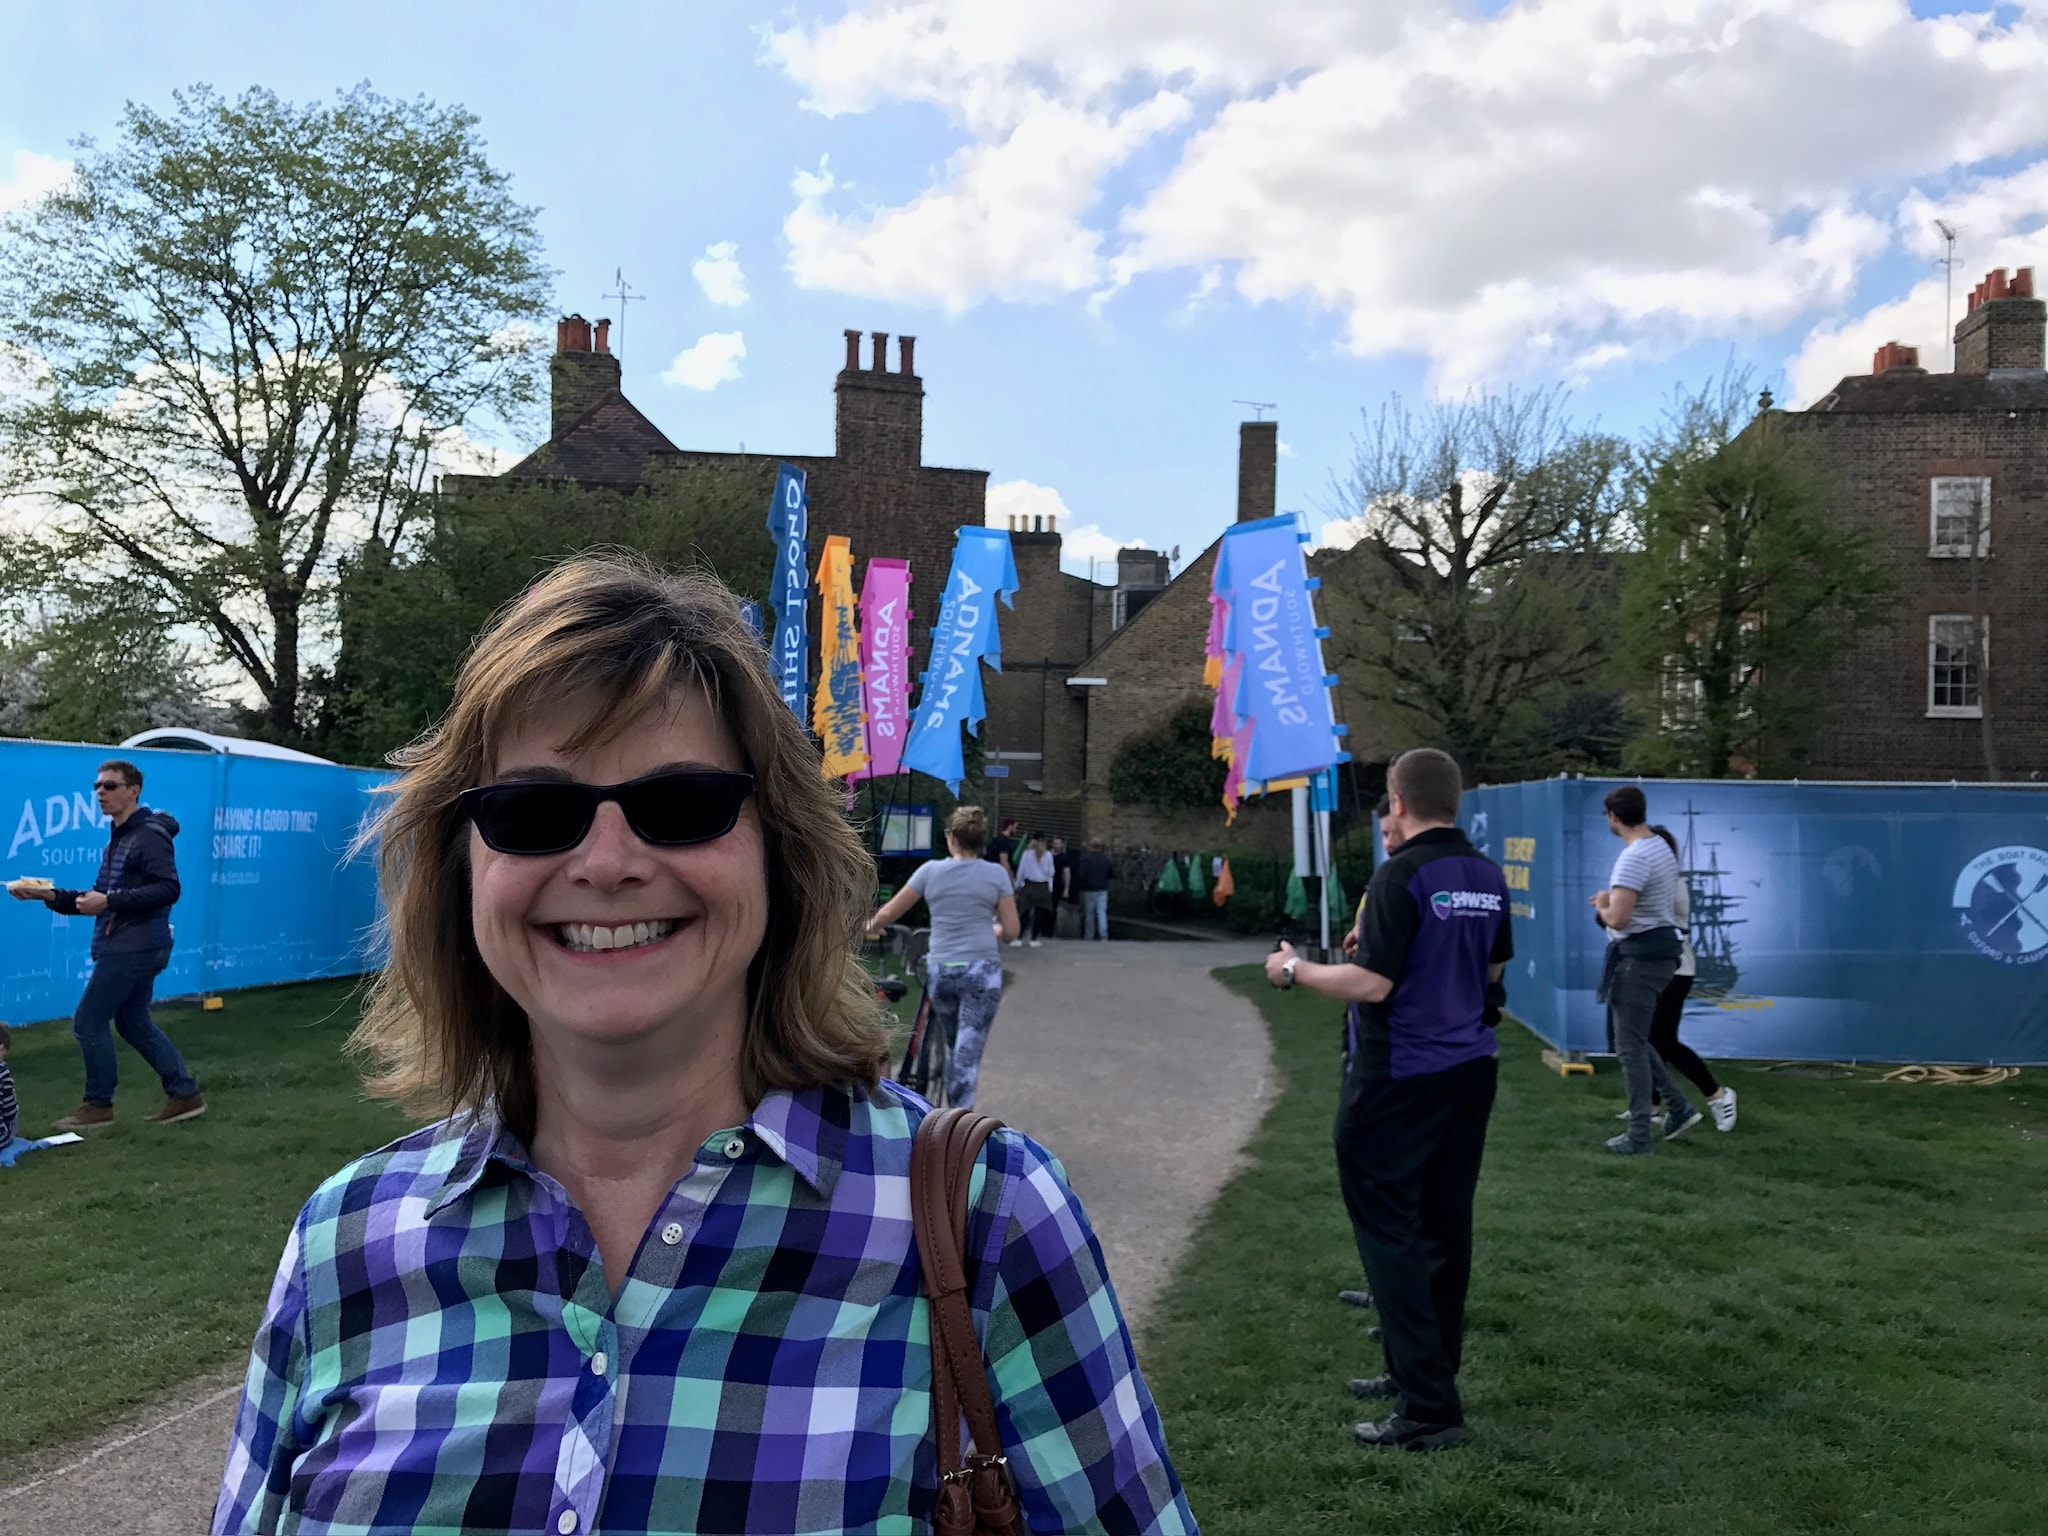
[
  {"x1": 1953, "y1": 266, "x2": 2045, "y2": 373},
  {"x1": 1872, "y1": 341, "x2": 1921, "y2": 376},
  {"x1": 550, "y1": 313, "x2": 621, "y2": 441},
  {"x1": 835, "y1": 326, "x2": 924, "y2": 467},
  {"x1": 1237, "y1": 419, "x2": 1278, "y2": 522}
]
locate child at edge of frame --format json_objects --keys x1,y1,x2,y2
[{"x1": 0, "y1": 1022, "x2": 19, "y2": 1148}]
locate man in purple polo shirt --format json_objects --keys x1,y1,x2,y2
[{"x1": 1266, "y1": 747, "x2": 1511, "y2": 1451}]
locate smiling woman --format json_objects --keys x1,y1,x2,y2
[{"x1": 212, "y1": 556, "x2": 1196, "y2": 1536}]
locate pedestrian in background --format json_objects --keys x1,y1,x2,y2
[
  {"x1": 985, "y1": 816, "x2": 1018, "y2": 878},
  {"x1": 1014, "y1": 834, "x2": 1056, "y2": 949},
  {"x1": 1593, "y1": 787, "x2": 1700, "y2": 1153},
  {"x1": 1076, "y1": 838, "x2": 1114, "y2": 940},
  {"x1": 9, "y1": 759, "x2": 205, "y2": 1130},
  {"x1": 1050, "y1": 834, "x2": 1077, "y2": 939},
  {"x1": 871, "y1": 804, "x2": 1022, "y2": 1107},
  {"x1": 1648, "y1": 825, "x2": 1738, "y2": 1133},
  {"x1": 1265, "y1": 748, "x2": 1511, "y2": 1451}
]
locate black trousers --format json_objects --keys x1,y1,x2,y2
[
  {"x1": 1649, "y1": 975, "x2": 1720, "y2": 1098},
  {"x1": 1333, "y1": 1054, "x2": 1498, "y2": 1427}
]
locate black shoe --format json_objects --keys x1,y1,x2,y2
[
  {"x1": 1353, "y1": 1414, "x2": 1471, "y2": 1451},
  {"x1": 1337, "y1": 1289, "x2": 1375, "y2": 1309},
  {"x1": 1347, "y1": 1374, "x2": 1398, "y2": 1400}
]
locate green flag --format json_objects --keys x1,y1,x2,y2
[
  {"x1": 1156, "y1": 857, "x2": 1186, "y2": 896},
  {"x1": 1325, "y1": 873, "x2": 1348, "y2": 923},
  {"x1": 1186, "y1": 854, "x2": 1209, "y2": 900},
  {"x1": 1284, "y1": 871, "x2": 1308, "y2": 922}
]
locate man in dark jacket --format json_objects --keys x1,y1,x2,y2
[{"x1": 8, "y1": 758, "x2": 205, "y2": 1129}]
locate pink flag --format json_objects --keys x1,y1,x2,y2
[
  {"x1": 1203, "y1": 594, "x2": 1227, "y2": 688},
  {"x1": 849, "y1": 558, "x2": 913, "y2": 782}
]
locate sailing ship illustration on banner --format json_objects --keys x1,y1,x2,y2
[{"x1": 1679, "y1": 800, "x2": 1745, "y2": 998}]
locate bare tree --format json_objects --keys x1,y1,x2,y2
[
  {"x1": 1321, "y1": 387, "x2": 1627, "y2": 779},
  {"x1": 0, "y1": 84, "x2": 550, "y2": 740}
]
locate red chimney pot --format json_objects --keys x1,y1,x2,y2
[
  {"x1": 593, "y1": 318, "x2": 611, "y2": 355},
  {"x1": 870, "y1": 331, "x2": 888, "y2": 371},
  {"x1": 1872, "y1": 341, "x2": 1920, "y2": 375},
  {"x1": 2014, "y1": 267, "x2": 2035, "y2": 299},
  {"x1": 844, "y1": 329, "x2": 862, "y2": 370},
  {"x1": 556, "y1": 314, "x2": 592, "y2": 354},
  {"x1": 899, "y1": 335, "x2": 916, "y2": 375}
]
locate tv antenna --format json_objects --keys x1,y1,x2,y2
[
  {"x1": 1934, "y1": 221, "x2": 1961, "y2": 368},
  {"x1": 604, "y1": 268, "x2": 646, "y2": 357},
  {"x1": 1233, "y1": 399, "x2": 1278, "y2": 421}
]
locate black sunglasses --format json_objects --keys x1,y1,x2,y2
[{"x1": 456, "y1": 769, "x2": 756, "y2": 856}]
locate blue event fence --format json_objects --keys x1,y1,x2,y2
[
  {"x1": 2, "y1": 740, "x2": 393, "y2": 1025},
  {"x1": 1460, "y1": 777, "x2": 2048, "y2": 1066}
]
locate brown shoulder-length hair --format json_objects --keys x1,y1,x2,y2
[{"x1": 350, "y1": 555, "x2": 889, "y2": 1139}]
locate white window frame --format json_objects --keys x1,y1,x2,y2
[
  {"x1": 1929, "y1": 476, "x2": 1991, "y2": 559},
  {"x1": 1927, "y1": 614, "x2": 1985, "y2": 718}
]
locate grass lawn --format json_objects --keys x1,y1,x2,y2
[
  {"x1": 0, "y1": 979, "x2": 415, "y2": 1461},
  {"x1": 1139, "y1": 966, "x2": 2048, "y2": 1536}
]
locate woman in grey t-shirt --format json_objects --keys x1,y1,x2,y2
[{"x1": 867, "y1": 805, "x2": 1019, "y2": 1107}]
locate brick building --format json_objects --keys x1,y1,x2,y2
[{"x1": 1786, "y1": 266, "x2": 2048, "y2": 780}]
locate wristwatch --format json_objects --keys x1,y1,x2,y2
[{"x1": 1280, "y1": 956, "x2": 1300, "y2": 986}]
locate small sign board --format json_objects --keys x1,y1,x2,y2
[{"x1": 983, "y1": 765, "x2": 1011, "y2": 779}]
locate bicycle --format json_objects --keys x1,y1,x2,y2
[{"x1": 882, "y1": 926, "x2": 948, "y2": 1105}]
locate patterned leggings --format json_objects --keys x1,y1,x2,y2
[{"x1": 927, "y1": 958, "x2": 1005, "y2": 1109}]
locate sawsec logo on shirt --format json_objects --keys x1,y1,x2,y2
[{"x1": 1430, "y1": 889, "x2": 1503, "y2": 921}]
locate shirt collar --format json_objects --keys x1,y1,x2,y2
[
  {"x1": 1403, "y1": 826, "x2": 1468, "y2": 849},
  {"x1": 425, "y1": 1085, "x2": 858, "y2": 1217}
]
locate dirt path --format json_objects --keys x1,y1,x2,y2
[{"x1": 0, "y1": 940, "x2": 1272, "y2": 1534}]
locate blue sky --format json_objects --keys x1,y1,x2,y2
[{"x1": 5, "y1": 0, "x2": 2047, "y2": 576}]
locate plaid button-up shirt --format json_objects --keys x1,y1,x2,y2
[{"x1": 214, "y1": 1082, "x2": 1197, "y2": 1535}]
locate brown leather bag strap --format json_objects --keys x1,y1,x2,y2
[{"x1": 912, "y1": 1106, "x2": 1022, "y2": 1534}]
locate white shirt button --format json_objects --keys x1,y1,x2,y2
[
  {"x1": 722, "y1": 1136, "x2": 746, "y2": 1160},
  {"x1": 557, "y1": 1513, "x2": 578, "y2": 1535},
  {"x1": 661, "y1": 1221, "x2": 684, "y2": 1246},
  {"x1": 590, "y1": 1350, "x2": 608, "y2": 1377}
]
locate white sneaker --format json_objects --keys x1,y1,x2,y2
[
  {"x1": 1008, "y1": 939, "x2": 1025, "y2": 949},
  {"x1": 1028, "y1": 938, "x2": 1042, "y2": 948},
  {"x1": 1710, "y1": 1086, "x2": 1738, "y2": 1132}
]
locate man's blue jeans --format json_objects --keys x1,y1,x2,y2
[
  {"x1": 74, "y1": 947, "x2": 196, "y2": 1106},
  {"x1": 1081, "y1": 890, "x2": 1109, "y2": 940}
]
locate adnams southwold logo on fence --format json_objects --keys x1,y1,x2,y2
[
  {"x1": 1953, "y1": 845, "x2": 2048, "y2": 964},
  {"x1": 9, "y1": 791, "x2": 107, "y2": 862},
  {"x1": 1430, "y1": 889, "x2": 1504, "y2": 921}
]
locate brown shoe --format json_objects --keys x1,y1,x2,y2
[
  {"x1": 53, "y1": 1102, "x2": 115, "y2": 1131},
  {"x1": 146, "y1": 1092, "x2": 208, "y2": 1125}
]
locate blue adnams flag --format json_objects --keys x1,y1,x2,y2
[
  {"x1": 1216, "y1": 514, "x2": 1344, "y2": 784},
  {"x1": 766, "y1": 463, "x2": 809, "y2": 717},
  {"x1": 900, "y1": 527, "x2": 1018, "y2": 790}
]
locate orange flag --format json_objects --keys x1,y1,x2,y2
[{"x1": 1212, "y1": 858, "x2": 1235, "y2": 906}]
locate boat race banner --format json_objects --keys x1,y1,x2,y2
[
  {"x1": 901, "y1": 527, "x2": 1018, "y2": 790},
  {"x1": 812, "y1": 535, "x2": 868, "y2": 780},
  {"x1": 1213, "y1": 514, "x2": 1344, "y2": 789},
  {"x1": 849, "y1": 557, "x2": 912, "y2": 783},
  {"x1": 1, "y1": 739, "x2": 389, "y2": 1025},
  {"x1": 1463, "y1": 777, "x2": 2048, "y2": 1066},
  {"x1": 766, "y1": 462, "x2": 809, "y2": 718}
]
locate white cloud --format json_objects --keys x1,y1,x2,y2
[
  {"x1": 0, "y1": 149, "x2": 70, "y2": 214},
  {"x1": 661, "y1": 331, "x2": 747, "y2": 390},
  {"x1": 768, "y1": 1, "x2": 2048, "y2": 384},
  {"x1": 692, "y1": 242, "x2": 749, "y2": 307},
  {"x1": 985, "y1": 478, "x2": 1141, "y2": 580}
]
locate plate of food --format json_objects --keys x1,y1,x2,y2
[{"x1": 6, "y1": 876, "x2": 55, "y2": 897}]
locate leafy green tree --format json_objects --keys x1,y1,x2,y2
[
  {"x1": 0, "y1": 83, "x2": 550, "y2": 743},
  {"x1": 1620, "y1": 374, "x2": 1893, "y2": 777},
  {"x1": 313, "y1": 469, "x2": 775, "y2": 764},
  {"x1": 1321, "y1": 388, "x2": 1629, "y2": 781},
  {"x1": 1108, "y1": 698, "x2": 1228, "y2": 812},
  {"x1": 0, "y1": 549, "x2": 228, "y2": 742}
]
